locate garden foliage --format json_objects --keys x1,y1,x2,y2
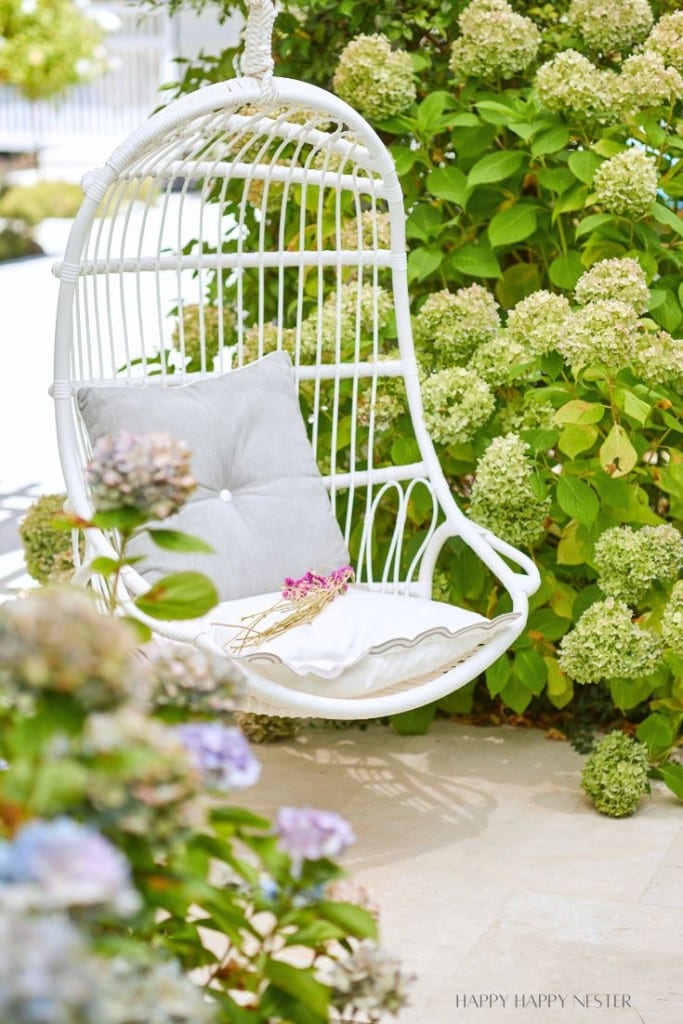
[
  {"x1": 2, "y1": 432, "x2": 411, "y2": 1023},
  {"x1": 135, "y1": 0, "x2": 683, "y2": 783}
]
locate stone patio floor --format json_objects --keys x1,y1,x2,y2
[{"x1": 245, "y1": 721, "x2": 682, "y2": 1024}]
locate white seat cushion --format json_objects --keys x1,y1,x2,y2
[{"x1": 208, "y1": 588, "x2": 520, "y2": 699}]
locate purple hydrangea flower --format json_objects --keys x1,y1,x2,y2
[
  {"x1": 0, "y1": 817, "x2": 139, "y2": 915},
  {"x1": 176, "y1": 723, "x2": 261, "y2": 790},
  {"x1": 276, "y1": 807, "x2": 356, "y2": 869}
]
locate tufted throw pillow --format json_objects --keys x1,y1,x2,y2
[{"x1": 77, "y1": 352, "x2": 350, "y2": 600}]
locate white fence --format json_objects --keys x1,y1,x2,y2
[{"x1": 0, "y1": 2, "x2": 173, "y2": 158}]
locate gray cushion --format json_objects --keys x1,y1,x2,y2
[{"x1": 77, "y1": 352, "x2": 350, "y2": 600}]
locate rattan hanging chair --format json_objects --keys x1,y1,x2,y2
[{"x1": 52, "y1": 0, "x2": 540, "y2": 718}]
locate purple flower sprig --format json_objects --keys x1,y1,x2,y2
[{"x1": 230, "y1": 565, "x2": 355, "y2": 652}]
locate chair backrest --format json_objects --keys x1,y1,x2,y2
[{"x1": 53, "y1": 69, "x2": 449, "y2": 596}]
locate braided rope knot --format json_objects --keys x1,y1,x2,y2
[{"x1": 243, "y1": 0, "x2": 276, "y2": 83}]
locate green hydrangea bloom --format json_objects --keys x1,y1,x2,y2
[
  {"x1": 299, "y1": 282, "x2": 394, "y2": 360},
  {"x1": 506, "y1": 290, "x2": 571, "y2": 356},
  {"x1": 633, "y1": 328, "x2": 683, "y2": 389},
  {"x1": 535, "y1": 50, "x2": 618, "y2": 123},
  {"x1": 645, "y1": 11, "x2": 683, "y2": 76},
  {"x1": 340, "y1": 211, "x2": 392, "y2": 250},
  {"x1": 615, "y1": 52, "x2": 683, "y2": 119},
  {"x1": 593, "y1": 149, "x2": 658, "y2": 219},
  {"x1": 568, "y1": 0, "x2": 653, "y2": 54},
  {"x1": 557, "y1": 299, "x2": 639, "y2": 374},
  {"x1": 420, "y1": 367, "x2": 495, "y2": 445},
  {"x1": 470, "y1": 332, "x2": 532, "y2": 387},
  {"x1": 332, "y1": 34, "x2": 415, "y2": 123},
  {"x1": 594, "y1": 525, "x2": 683, "y2": 604},
  {"x1": 469, "y1": 433, "x2": 550, "y2": 547},
  {"x1": 574, "y1": 258, "x2": 650, "y2": 315},
  {"x1": 581, "y1": 731, "x2": 650, "y2": 818},
  {"x1": 173, "y1": 304, "x2": 236, "y2": 370},
  {"x1": 661, "y1": 580, "x2": 683, "y2": 655},
  {"x1": 414, "y1": 285, "x2": 500, "y2": 368},
  {"x1": 558, "y1": 597, "x2": 662, "y2": 684},
  {"x1": 450, "y1": 0, "x2": 540, "y2": 81}
]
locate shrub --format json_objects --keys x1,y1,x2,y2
[
  {"x1": 0, "y1": 181, "x2": 83, "y2": 227},
  {"x1": 138, "y1": 0, "x2": 683, "y2": 795}
]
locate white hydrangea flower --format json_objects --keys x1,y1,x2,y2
[
  {"x1": 558, "y1": 597, "x2": 663, "y2": 683},
  {"x1": 450, "y1": 0, "x2": 541, "y2": 81},
  {"x1": 340, "y1": 211, "x2": 392, "y2": 249},
  {"x1": 506, "y1": 290, "x2": 572, "y2": 356},
  {"x1": 593, "y1": 149, "x2": 658, "y2": 219},
  {"x1": 594, "y1": 524, "x2": 683, "y2": 604},
  {"x1": 633, "y1": 328, "x2": 683, "y2": 389},
  {"x1": 469, "y1": 432, "x2": 549, "y2": 547},
  {"x1": 556, "y1": 300, "x2": 640, "y2": 374},
  {"x1": 470, "y1": 331, "x2": 531, "y2": 386},
  {"x1": 333, "y1": 35, "x2": 415, "y2": 122},
  {"x1": 615, "y1": 52, "x2": 683, "y2": 119},
  {"x1": 535, "y1": 50, "x2": 618, "y2": 123},
  {"x1": 574, "y1": 258, "x2": 650, "y2": 314},
  {"x1": 414, "y1": 284, "x2": 501, "y2": 367},
  {"x1": 420, "y1": 367, "x2": 495, "y2": 445},
  {"x1": 568, "y1": 0, "x2": 654, "y2": 54},
  {"x1": 645, "y1": 11, "x2": 683, "y2": 75},
  {"x1": 661, "y1": 580, "x2": 683, "y2": 655}
]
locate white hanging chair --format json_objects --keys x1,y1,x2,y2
[{"x1": 52, "y1": 0, "x2": 540, "y2": 719}]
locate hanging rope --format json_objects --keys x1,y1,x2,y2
[{"x1": 243, "y1": 0, "x2": 277, "y2": 93}]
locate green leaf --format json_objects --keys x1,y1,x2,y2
[
  {"x1": 263, "y1": 960, "x2": 330, "y2": 1018},
  {"x1": 408, "y1": 246, "x2": 443, "y2": 282},
  {"x1": 552, "y1": 183, "x2": 589, "y2": 219},
  {"x1": 91, "y1": 508, "x2": 147, "y2": 531},
  {"x1": 599, "y1": 424, "x2": 637, "y2": 478},
  {"x1": 556, "y1": 476, "x2": 599, "y2": 525},
  {"x1": 89, "y1": 556, "x2": 122, "y2": 576},
  {"x1": 135, "y1": 572, "x2": 218, "y2": 620},
  {"x1": 495, "y1": 261, "x2": 541, "y2": 306},
  {"x1": 391, "y1": 705, "x2": 436, "y2": 735},
  {"x1": 549, "y1": 250, "x2": 584, "y2": 289},
  {"x1": 513, "y1": 648, "x2": 547, "y2": 696},
  {"x1": 574, "y1": 213, "x2": 614, "y2": 239},
  {"x1": 488, "y1": 204, "x2": 538, "y2": 248},
  {"x1": 448, "y1": 243, "x2": 501, "y2": 278},
  {"x1": 486, "y1": 656, "x2": 510, "y2": 697},
  {"x1": 544, "y1": 657, "x2": 573, "y2": 709},
  {"x1": 537, "y1": 167, "x2": 576, "y2": 193},
  {"x1": 426, "y1": 166, "x2": 470, "y2": 207},
  {"x1": 557, "y1": 521, "x2": 594, "y2": 565},
  {"x1": 499, "y1": 675, "x2": 533, "y2": 714},
  {"x1": 558, "y1": 423, "x2": 598, "y2": 458},
  {"x1": 531, "y1": 125, "x2": 570, "y2": 156},
  {"x1": 554, "y1": 400, "x2": 605, "y2": 426},
  {"x1": 655, "y1": 762, "x2": 683, "y2": 800},
  {"x1": 316, "y1": 901, "x2": 378, "y2": 940},
  {"x1": 618, "y1": 389, "x2": 651, "y2": 427},
  {"x1": 592, "y1": 139, "x2": 625, "y2": 158},
  {"x1": 416, "y1": 91, "x2": 451, "y2": 133},
  {"x1": 147, "y1": 529, "x2": 214, "y2": 553},
  {"x1": 652, "y1": 201, "x2": 683, "y2": 239},
  {"x1": 609, "y1": 677, "x2": 655, "y2": 712},
  {"x1": 650, "y1": 289, "x2": 682, "y2": 334},
  {"x1": 637, "y1": 712, "x2": 677, "y2": 757},
  {"x1": 211, "y1": 806, "x2": 271, "y2": 830},
  {"x1": 438, "y1": 681, "x2": 475, "y2": 714},
  {"x1": 467, "y1": 150, "x2": 526, "y2": 188},
  {"x1": 567, "y1": 150, "x2": 602, "y2": 184}
]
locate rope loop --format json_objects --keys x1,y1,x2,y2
[{"x1": 242, "y1": 0, "x2": 277, "y2": 90}]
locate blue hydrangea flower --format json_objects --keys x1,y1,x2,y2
[
  {"x1": 276, "y1": 806, "x2": 356, "y2": 870},
  {"x1": 176, "y1": 723, "x2": 261, "y2": 790}
]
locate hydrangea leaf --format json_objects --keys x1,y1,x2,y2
[
  {"x1": 135, "y1": 572, "x2": 219, "y2": 620},
  {"x1": 544, "y1": 657, "x2": 573, "y2": 709},
  {"x1": 567, "y1": 150, "x2": 603, "y2": 185},
  {"x1": 654, "y1": 763, "x2": 683, "y2": 801},
  {"x1": 554, "y1": 400, "x2": 605, "y2": 426},
  {"x1": 426, "y1": 166, "x2": 470, "y2": 207},
  {"x1": 147, "y1": 529, "x2": 214, "y2": 554},
  {"x1": 448, "y1": 243, "x2": 502, "y2": 278},
  {"x1": 558, "y1": 424, "x2": 599, "y2": 458},
  {"x1": 599, "y1": 425, "x2": 638, "y2": 478},
  {"x1": 316, "y1": 901, "x2": 378, "y2": 940},
  {"x1": 636, "y1": 712, "x2": 678, "y2": 758},
  {"x1": 609, "y1": 676, "x2": 656, "y2": 711},
  {"x1": 531, "y1": 125, "x2": 570, "y2": 157},
  {"x1": 467, "y1": 150, "x2": 526, "y2": 188},
  {"x1": 488, "y1": 204, "x2": 538, "y2": 249},
  {"x1": 549, "y1": 251, "x2": 584, "y2": 290},
  {"x1": 556, "y1": 476, "x2": 600, "y2": 525}
]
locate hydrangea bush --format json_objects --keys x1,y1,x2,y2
[
  {"x1": 1, "y1": 435, "x2": 413, "y2": 1022},
  {"x1": 143, "y1": 0, "x2": 683, "y2": 791}
]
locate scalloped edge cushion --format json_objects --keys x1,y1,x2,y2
[{"x1": 208, "y1": 587, "x2": 520, "y2": 698}]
